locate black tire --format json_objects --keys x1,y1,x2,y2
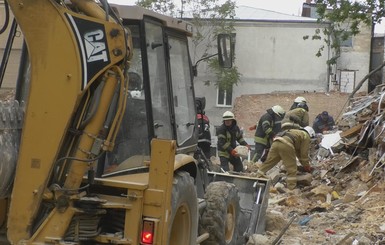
[
  {"x1": 0, "y1": 100, "x2": 23, "y2": 198},
  {"x1": 200, "y1": 181, "x2": 240, "y2": 245},
  {"x1": 168, "y1": 171, "x2": 198, "y2": 245}
]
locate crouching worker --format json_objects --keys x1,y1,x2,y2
[
  {"x1": 217, "y1": 111, "x2": 250, "y2": 172},
  {"x1": 256, "y1": 126, "x2": 315, "y2": 190}
]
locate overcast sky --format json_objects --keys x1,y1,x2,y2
[
  {"x1": 110, "y1": 0, "x2": 385, "y2": 33},
  {"x1": 110, "y1": 0, "x2": 306, "y2": 15},
  {"x1": 225, "y1": 0, "x2": 305, "y2": 15}
]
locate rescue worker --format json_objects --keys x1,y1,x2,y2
[
  {"x1": 312, "y1": 111, "x2": 335, "y2": 134},
  {"x1": 127, "y1": 71, "x2": 143, "y2": 99},
  {"x1": 281, "y1": 102, "x2": 309, "y2": 130},
  {"x1": 290, "y1": 96, "x2": 309, "y2": 111},
  {"x1": 217, "y1": 111, "x2": 250, "y2": 172},
  {"x1": 249, "y1": 105, "x2": 285, "y2": 163},
  {"x1": 196, "y1": 97, "x2": 211, "y2": 159},
  {"x1": 256, "y1": 126, "x2": 315, "y2": 190}
]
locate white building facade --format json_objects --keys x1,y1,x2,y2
[{"x1": 192, "y1": 6, "x2": 372, "y2": 127}]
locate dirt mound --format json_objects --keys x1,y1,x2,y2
[{"x1": 233, "y1": 92, "x2": 350, "y2": 138}]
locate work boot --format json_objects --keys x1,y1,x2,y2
[
  {"x1": 286, "y1": 176, "x2": 297, "y2": 190},
  {"x1": 256, "y1": 170, "x2": 269, "y2": 179},
  {"x1": 287, "y1": 183, "x2": 297, "y2": 190}
]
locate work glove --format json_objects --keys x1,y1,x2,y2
[
  {"x1": 249, "y1": 125, "x2": 256, "y2": 131},
  {"x1": 303, "y1": 165, "x2": 314, "y2": 173},
  {"x1": 231, "y1": 149, "x2": 239, "y2": 157}
]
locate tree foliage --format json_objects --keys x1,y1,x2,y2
[
  {"x1": 310, "y1": 0, "x2": 378, "y2": 64},
  {"x1": 135, "y1": 0, "x2": 241, "y2": 88},
  {"x1": 135, "y1": 0, "x2": 177, "y2": 16}
]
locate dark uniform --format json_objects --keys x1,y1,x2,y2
[
  {"x1": 217, "y1": 120, "x2": 248, "y2": 172},
  {"x1": 257, "y1": 129, "x2": 312, "y2": 190},
  {"x1": 312, "y1": 111, "x2": 335, "y2": 134},
  {"x1": 197, "y1": 113, "x2": 211, "y2": 158},
  {"x1": 196, "y1": 97, "x2": 211, "y2": 158},
  {"x1": 251, "y1": 108, "x2": 284, "y2": 163}
]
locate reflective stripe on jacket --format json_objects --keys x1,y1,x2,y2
[
  {"x1": 254, "y1": 108, "x2": 282, "y2": 146},
  {"x1": 217, "y1": 121, "x2": 247, "y2": 158}
]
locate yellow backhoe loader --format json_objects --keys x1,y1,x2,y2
[{"x1": 0, "y1": 0, "x2": 270, "y2": 244}]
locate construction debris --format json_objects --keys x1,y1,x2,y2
[{"x1": 240, "y1": 87, "x2": 385, "y2": 244}]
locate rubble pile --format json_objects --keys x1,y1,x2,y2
[
  {"x1": 244, "y1": 88, "x2": 385, "y2": 244},
  {"x1": 0, "y1": 89, "x2": 15, "y2": 101},
  {"x1": 233, "y1": 92, "x2": 350, "y2": 139}
]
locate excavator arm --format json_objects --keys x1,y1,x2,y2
[{"x1": 3, "y1": 0, "x2": 132, "y2": 243}]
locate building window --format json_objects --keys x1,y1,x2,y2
[
  {"x1": 217, "y1": 87, "x2": 232, "y2": 107},
  {"x1": 338, "y1": 31, "x2": 353, "y2": 48},
  {"x1": 340, "y1": 37, "x2": 353, "y2": 47}
]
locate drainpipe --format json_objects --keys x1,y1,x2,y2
[
  {"x1": 368, "y1": 18, "x2": 375, "y2": 93},
  {"x1": 327, "y1": 23, "x2": 331, "y2": 92},
  {"x1": 326, "y1": 22, "x2": 334, "y2": 92}
]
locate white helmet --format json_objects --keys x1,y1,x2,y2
[
  {"x1": 271, "y1": 105, "x2": 285, "y2": 117},
  {"x1": 222, "y1": 111, "x2": 235, "y2": 120},
  {"x1": 294, "y1": 96, "x2": 307, "y2": 103},
  {"x1": 304, "y1": 126, "x2": 315, "y2": 138}
]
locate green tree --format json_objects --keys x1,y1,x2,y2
[
  {"x1": 135, "y1": 0, "x2": 177, "y2": 16},
  {"x1": 136, "y1": 0, "x2": 241, "y2": 89},
  {"x1": 307, "y1": 0, "x2": 377, "y2": 65},
  {"x1": 311, "y1": 0, "x2": 385, "y2": 95}
]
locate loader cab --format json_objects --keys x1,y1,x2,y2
[
  {"x1": 100, "y1": 5, "x2": 235, "y2": 176},
  {"x1": 9, "y1": 5, "x2": 233, "y2": 177},
  {"x1": 101, "y1": 5, "x2": 198, "y2": 175}
]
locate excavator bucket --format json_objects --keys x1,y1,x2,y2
[{"x1": 207, "y1": 172, "x2": 270, "y2": 238}]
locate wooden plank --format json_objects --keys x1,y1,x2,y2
[{"x1": 340, "y1": 124, "x2": 363, "y2": 138}]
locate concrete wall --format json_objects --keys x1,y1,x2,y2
[
  {"x1": 193, "y1": 19, "x2": 372, "y2": 132},
  {"x1": 194, "y1": 20, "x2": 332, "y2": 128},
  {"x1": 334, "y1": 25, "x2": 372, "y2": 93},
  {"x1": 233, "y1": 21, "x2": 331, "y2": 93}
]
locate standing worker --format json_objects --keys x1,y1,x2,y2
[
  {"x1": 256, "y1": 126, "x2": 315, "y2": 190},
  {"x1": 196, "y1": 97, "x2": 211, "y2": 159},
  {"x1": 290, "y1": 96, "x2": 309, "y2": 111},
  {"x1": 217, "y1": 111, "x2": 250, "y2": 172},
  {"x1": 281, "y1": 102, "x2": 309, "y2": 130},
  {"x1": 249, "y1": 105, "x2": 285, "y2": 163}
]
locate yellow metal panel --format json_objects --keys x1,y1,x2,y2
[
  {"x1": 63, "y1": 71, "x2": 119, "y2": 189},
  {"x1": 145, "y1": 139, "x2": 176, "y2": 245},
  {"x1": 6, "y1": 0, "x2": 127, "y2": 243},
  {"x1": 7, "y1": 0, "x2": 85, "y2": 241},
  {"x1": 94, "y1": 172, "x2": 149, "y2": 190},
  {"x1": 28, "y1": 208, "x2": 76, "y2": 243},
  {"x1": 124, "y1": 189, "x2": 145, "y2": 245}
]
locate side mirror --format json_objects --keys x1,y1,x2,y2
[
  {"x1": 217, "y1": 33, "x2": 234, "y2": 68},
  {"x1": 192, "y1": 33, "x2": 235, "y2": 77}
]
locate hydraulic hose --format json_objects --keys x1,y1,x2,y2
[
  {"x1": 0, "y1": 0, "x2": 9, "y2": 34},
  {"x1": 0, "y1": 18, "x2": 17, "y2": 88}
]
